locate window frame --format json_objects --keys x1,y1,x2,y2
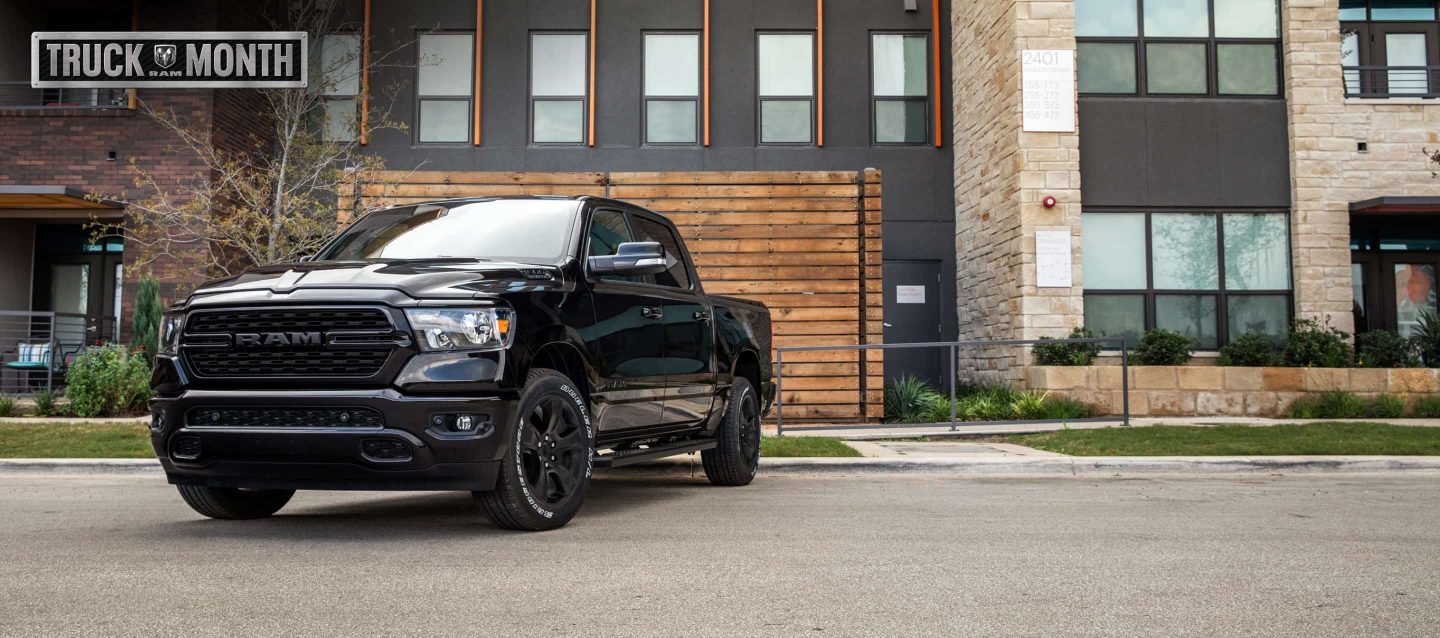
[
  {"x1": 317, "y1": 32, "x2": 362, "y2": 142},
  {"x1": 1075, "y1": 0, "x2": 1284, "y2": 98},
  {"x1": 413, "y1": 30, "x2": 476, "y2": 146},
  {"x1": 868, "y1": 30, "x2": 932, "y2": 146},
  {"x1": 1342, "y1": 16, "x2": 1440, "y2": 97},
  {"x1": 641, "y1": 30, "x2": 703, "y2": 146},
  {"x1": 1082, "y1": 209, "x2": 1295, "y2": 349},
  {"x1": 755, "y1": 30, "x2": 818, "y2": 146},
  {"x1": 528, "y1": 30, "x2": 591, "y2": 147}
]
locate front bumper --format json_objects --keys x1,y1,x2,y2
[{"x1": 150, "y1": 389, "x2": 519, "y2": 491}]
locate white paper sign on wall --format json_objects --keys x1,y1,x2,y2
[
  {"x1": 1035, "y1": 230, "x2": 1073, "y2": 288},
  {"x1": 896, "y1": 285, "x2": 927, "y2": 304},
  {"x1": 1021, "y1": 49, "x2": 1076, "y2": 133}
]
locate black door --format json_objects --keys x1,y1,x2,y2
[
  {"x1": 583, "y1": 209, "x2": 668, "y2": 431},
  {"x1": 31, "y1": 226, "x2": 123, "y2": 344},
  {"x1": 883, "y1": 259, "x2": 944, "y2": 387},
  {"x1": 628, "y1": 214, "x2": 716, "y2": 426}
]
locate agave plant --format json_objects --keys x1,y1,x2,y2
[{"x1": 884, "y1": 375, "x2": 937, "y2": 423}]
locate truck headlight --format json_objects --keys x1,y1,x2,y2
[
  {"x1": 158, "y1": 312, "x2": 184, "y2": 355},
  {"x1": 405, "y1": 307, "x2": 514, "y2": 352}
]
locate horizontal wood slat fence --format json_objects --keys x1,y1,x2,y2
[{"x1": 345, "y1": 170, "x2": 883, "y2": 422}]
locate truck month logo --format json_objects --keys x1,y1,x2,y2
[{"x1": 31, "y1": 32, "x2": 308, "y2": 89}]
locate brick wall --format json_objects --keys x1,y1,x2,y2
[
  {"x1": 1283, "y1": 0, "x2": 1440, "y2": 334},
  {"x1": 952, "y1": 0, "x2": 1084, "y2": 379}
]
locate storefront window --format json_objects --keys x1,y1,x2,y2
[
  {"x1": 1083, "y1": 210, "x2": 1292, "y2": 348},
  {"x1": 1394, "y1": 263, "x2": 1438, "y2": 338}
]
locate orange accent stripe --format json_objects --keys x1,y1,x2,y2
[
  {"x1": 473, "y1": 0, "x2": 483, "y2": 145},
  {"x1": 587, "y1": 0, "x2": 597, "y2": 147},
  {"x1": 816, "y1": 0, "x2": 824, "y2": 147},
  {"x1": 703, "y1": 0, "x2": 710, "y2": 146},
  {"x1": 360, "y1": 0, "x2": 372, "y2": 145},
  {"x1": 931, "y1": 0, "x2": 941, "y2": 148}
]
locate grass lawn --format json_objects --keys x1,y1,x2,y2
[
  {"x1": 0, "y1": 423, "x2": 153, "y2": 458},
  {"x1": 1008, "y1": 423, "x2": 1440, "y2": 456},
  {"x1": 0, "y1": 423, "x2": 858, "y2": 459},
  {"x1": 760, "y1": 436, "x2": 860, "y2": 458}
]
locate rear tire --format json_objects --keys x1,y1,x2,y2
[
  {"x1": 176, "y1": 485, "x2": 294, "y2": 520},
  {"x1": 475, "y1": 368, "x2": 593, "y2": 531},
  {"x1": 702, "y1": 377, "x2": 761, "y2": 486}
]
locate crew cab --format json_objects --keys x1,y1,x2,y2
[{"x1": 149, "y1": 196, "x2": 774, "y2": 530}]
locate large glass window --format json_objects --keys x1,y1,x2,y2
[
  {"x1": 531, "y1": 32, "x2": 589, "y2": 144},
  {"x1": 1341, "y1": 1, "x2": 1440, "y2": 97},
  {"x1": 1082, "y1": 211, "x2": 1292, "y2": 348},
  {"x1": 643, "y1": 33, "x2": 701, "y2": 145},
  {"x1": 416, "y1": 33, "x2": 474, "y2": 144},
  {"x1": 1076, "y1": 0, "x2": 1280, "y2": 96},
  {"x1": 871, "y1": 33, "x2": 929, "y2": 144},
  {"x1": 317, "y1": 34, "x2": 361, "y2": 141},
  {"x1": 757, "y1": 33, "x2": 815, "y2": 144}
]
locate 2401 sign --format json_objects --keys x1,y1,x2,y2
[{"x1": 32, "y1": 32, "x2": 308, "y2": 89}]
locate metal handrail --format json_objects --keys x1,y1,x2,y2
[
  {"x1": 774, "y1": 337, "x2": 1130, "y2": 436},
  {"x1": 0, "y1": 311, "x2": 116, "y2": 395},
  {"x1": 0, "y1": 81, "x2": 129, "y2": 110},
  {"x1": 1342, "y1": 65, "x2": 1440, "y2": 99}
]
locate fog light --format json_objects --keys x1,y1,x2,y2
[
  {"x1": 455, "y1": 415, "x2": 475, "y2": 431},
  {"x1": 150, "y1": 411, "x2": 166, "y2": 432}
]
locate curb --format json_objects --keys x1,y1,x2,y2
[{"x1": 8, "y1": 456, "x2": 1439, "y2": 477}]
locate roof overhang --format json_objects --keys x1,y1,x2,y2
[
  {"x1": 0, "y1": 185, "x2": 122, "y2": 210},
  {"x1": 1350, "y1": 196, "x2": 1440, "y2": 215}
]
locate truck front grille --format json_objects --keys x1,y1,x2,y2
[
  {"x1": 186, "y1": 407, "x2": 385, "y2": 429},
  {"x1": 182, "y1": 307, "x2": 399, "y2": 378}
]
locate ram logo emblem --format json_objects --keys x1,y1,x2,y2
[{"x1": 232, "y1": 332, "x2": 323, "y2": 347}]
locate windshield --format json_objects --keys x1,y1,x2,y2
[{"x1": 318, "y1": 199, "x2": 581, "y2": 264}]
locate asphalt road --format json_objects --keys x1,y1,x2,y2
[{"x1": 0, "y1": 473, "x2": 1436, "y2": 638}]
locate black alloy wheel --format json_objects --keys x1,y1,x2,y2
[{"x1": 518, "y1": 395, "x2": 586, "y2": 506}]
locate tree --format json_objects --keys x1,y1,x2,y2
[
  {"x1": 131, "y1": 276, "x2": 161, "y2": 363},
  {"x1": 93, "y1": 0, "x2": 416, "y2": 278}
]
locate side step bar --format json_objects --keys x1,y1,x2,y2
[{"x1": 593, "y1": 439, "x2": 717, "y2": 468}]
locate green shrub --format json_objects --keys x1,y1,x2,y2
[
  {"x1": 64, "y1": 344, "x2": 152, "y2": 418},
  {"x1": 1038, "y1": 395, "x2": 1094, "y2": 420},
  {"x1": 1033, "y1": 327, "x2": 1102, "y2": 366},
  {"x1": 1283, "y1": 319, "x2": 1353, "y2": 368},
  {"x1": 1367, "y1": 394, "x2": 1406, "y2": 419},
  {"x1": 1132, "y1": 329, "x2": 1195, "y2": 365},
  {"x1": 0, "y1": 395, "x2": 15, "y2": 417},
  {"x1": 1355, "y1": 330, "x2": 1420, "y2": 368},
  {"x1": 1416, "y1": 312, "x2": 1440, "y2": 367},
  {"x1": 30, "y1": 389, "x2": 59, "y2": 417},
  {"x1": 884, "y1": 375, "x2": 938, "y2": 423},
  {"x1": 1318, "y1": 391, "x2": 1367, "y2": 419},
  {"x1": 130, "y1": 276, "x2": 162, "y2": 363},
  {"x1": 1286, "y1": 396, "x2": 1323, "y2": 419},
  {"x1": 1412, "y1": 395, "x2": 1440, "y2": 418},
  {"x1": 1219, "y1": 333, "x2": 1283, "y2": 367},
  {"x1": 1011, "y1": 391, "x2": 1049, "y2": 420}
]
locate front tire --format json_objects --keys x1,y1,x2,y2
[
  {"x1": 475, "y1": 368, "x2": 593, "y2": 531},
  {"x1": 176, "y1": 485, "x2": 294, "y2": 520},
  {"x1": 702, "y1": 377, "x2": 761, "y2": 486}
]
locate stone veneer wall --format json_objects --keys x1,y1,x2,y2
[
  {"x1": 1027, "y1": 365, "x2": 1440, "y2": 416},
  {"x1": 1283, "y1": 0, "x2": 1440, "y2": 334},
  {"x1": 952, "y1": 0, "x2": 1084, "y2": 380}
]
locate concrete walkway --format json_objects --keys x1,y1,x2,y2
[{"x1": 772, "y1": 416, "x2": 1440, "y2": 440}]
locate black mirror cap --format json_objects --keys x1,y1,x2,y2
[{"x1": 587, "y1": 241, "x2": 667, "y2": 276}]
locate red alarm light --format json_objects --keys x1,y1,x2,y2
[{"x1": 1042, "y1": 195, "x2": 1057, "y2": 209}]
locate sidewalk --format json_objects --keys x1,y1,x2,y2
[{"x1": 770, "y1": 417, "x2": 1440, "y2": 440}]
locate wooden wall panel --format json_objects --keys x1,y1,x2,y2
[{"x1": 352, "y1": 170, "x2": 884, "y2": 423}]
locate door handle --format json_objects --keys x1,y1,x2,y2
[
  {"x1": 693, "y1": 311, "x2": 711, "y2": 322},
  {"x1": 641, "y1": 306, "x2": 664, "y2": 319}
]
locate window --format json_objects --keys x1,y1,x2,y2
[
  {"x1": 757, "y1": 32, "x2": 815, "y2": 144},
  {"x1": 531, "y1": 32, "x2": 589, "y2": 144},
  {"x1": 1082, "y1": 211, "x2": 1292, "y2": 348},
  {"x1": 416, "y1": 33, "x2": 474, "y2": 143},
  {"x1": 1342, "y1": 1, "x2": 1440, "y2": 97},
  {"x1": 317, "y1": 34, "x2": 361, "y2": 141},
  {"x1": 643, "y1": 33, "x2": 701, "y2": 145},
  {"x1": 871, "y1": 33, "x2": 929, "y2": 144},
  {"x1": 1075, "y1": 0, "x2": 1281, "y2": 96},
  {"x1": 629, "y1": 216, "x2": 692, "y2": 289}
]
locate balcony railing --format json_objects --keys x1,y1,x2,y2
[
  {"x1": 0, "y1": 81, "x2": 129, "y2": 110},
  {"x1": 1343, "y1": 65, "x2": 1440, "y2": 99},
  {"x1": 1, "y1": 311, "x2": 119, "y2": 395}
]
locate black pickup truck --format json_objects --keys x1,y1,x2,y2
[{"x1": 149, "y1": 196, "x2": 773, "y2": 530}]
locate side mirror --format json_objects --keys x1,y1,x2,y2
[
  {"x1": 587, "y1": 241, "x2": 667, "y2": 276},
  {"x1": 297, "y1": 255, "x2": 315, "y2": 263}
]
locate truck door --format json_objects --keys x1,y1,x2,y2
[
  {"x1": 628, "y1": 214, "x2": 716, "y2": 426},
  {"x1": 584, "y1": 209, "x2": 669, "y2": 431}
]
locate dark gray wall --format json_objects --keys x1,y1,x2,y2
[
  {"x1": 1077, "y1": 98, "x2": 1291, "y2": 208},
  {"x1": 363, "y1": 0, "x2": 957, "y2": 342}
]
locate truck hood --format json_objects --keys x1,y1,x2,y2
[{"x1": 188, "y1": 259, "x2": 569, "y2": 301}]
